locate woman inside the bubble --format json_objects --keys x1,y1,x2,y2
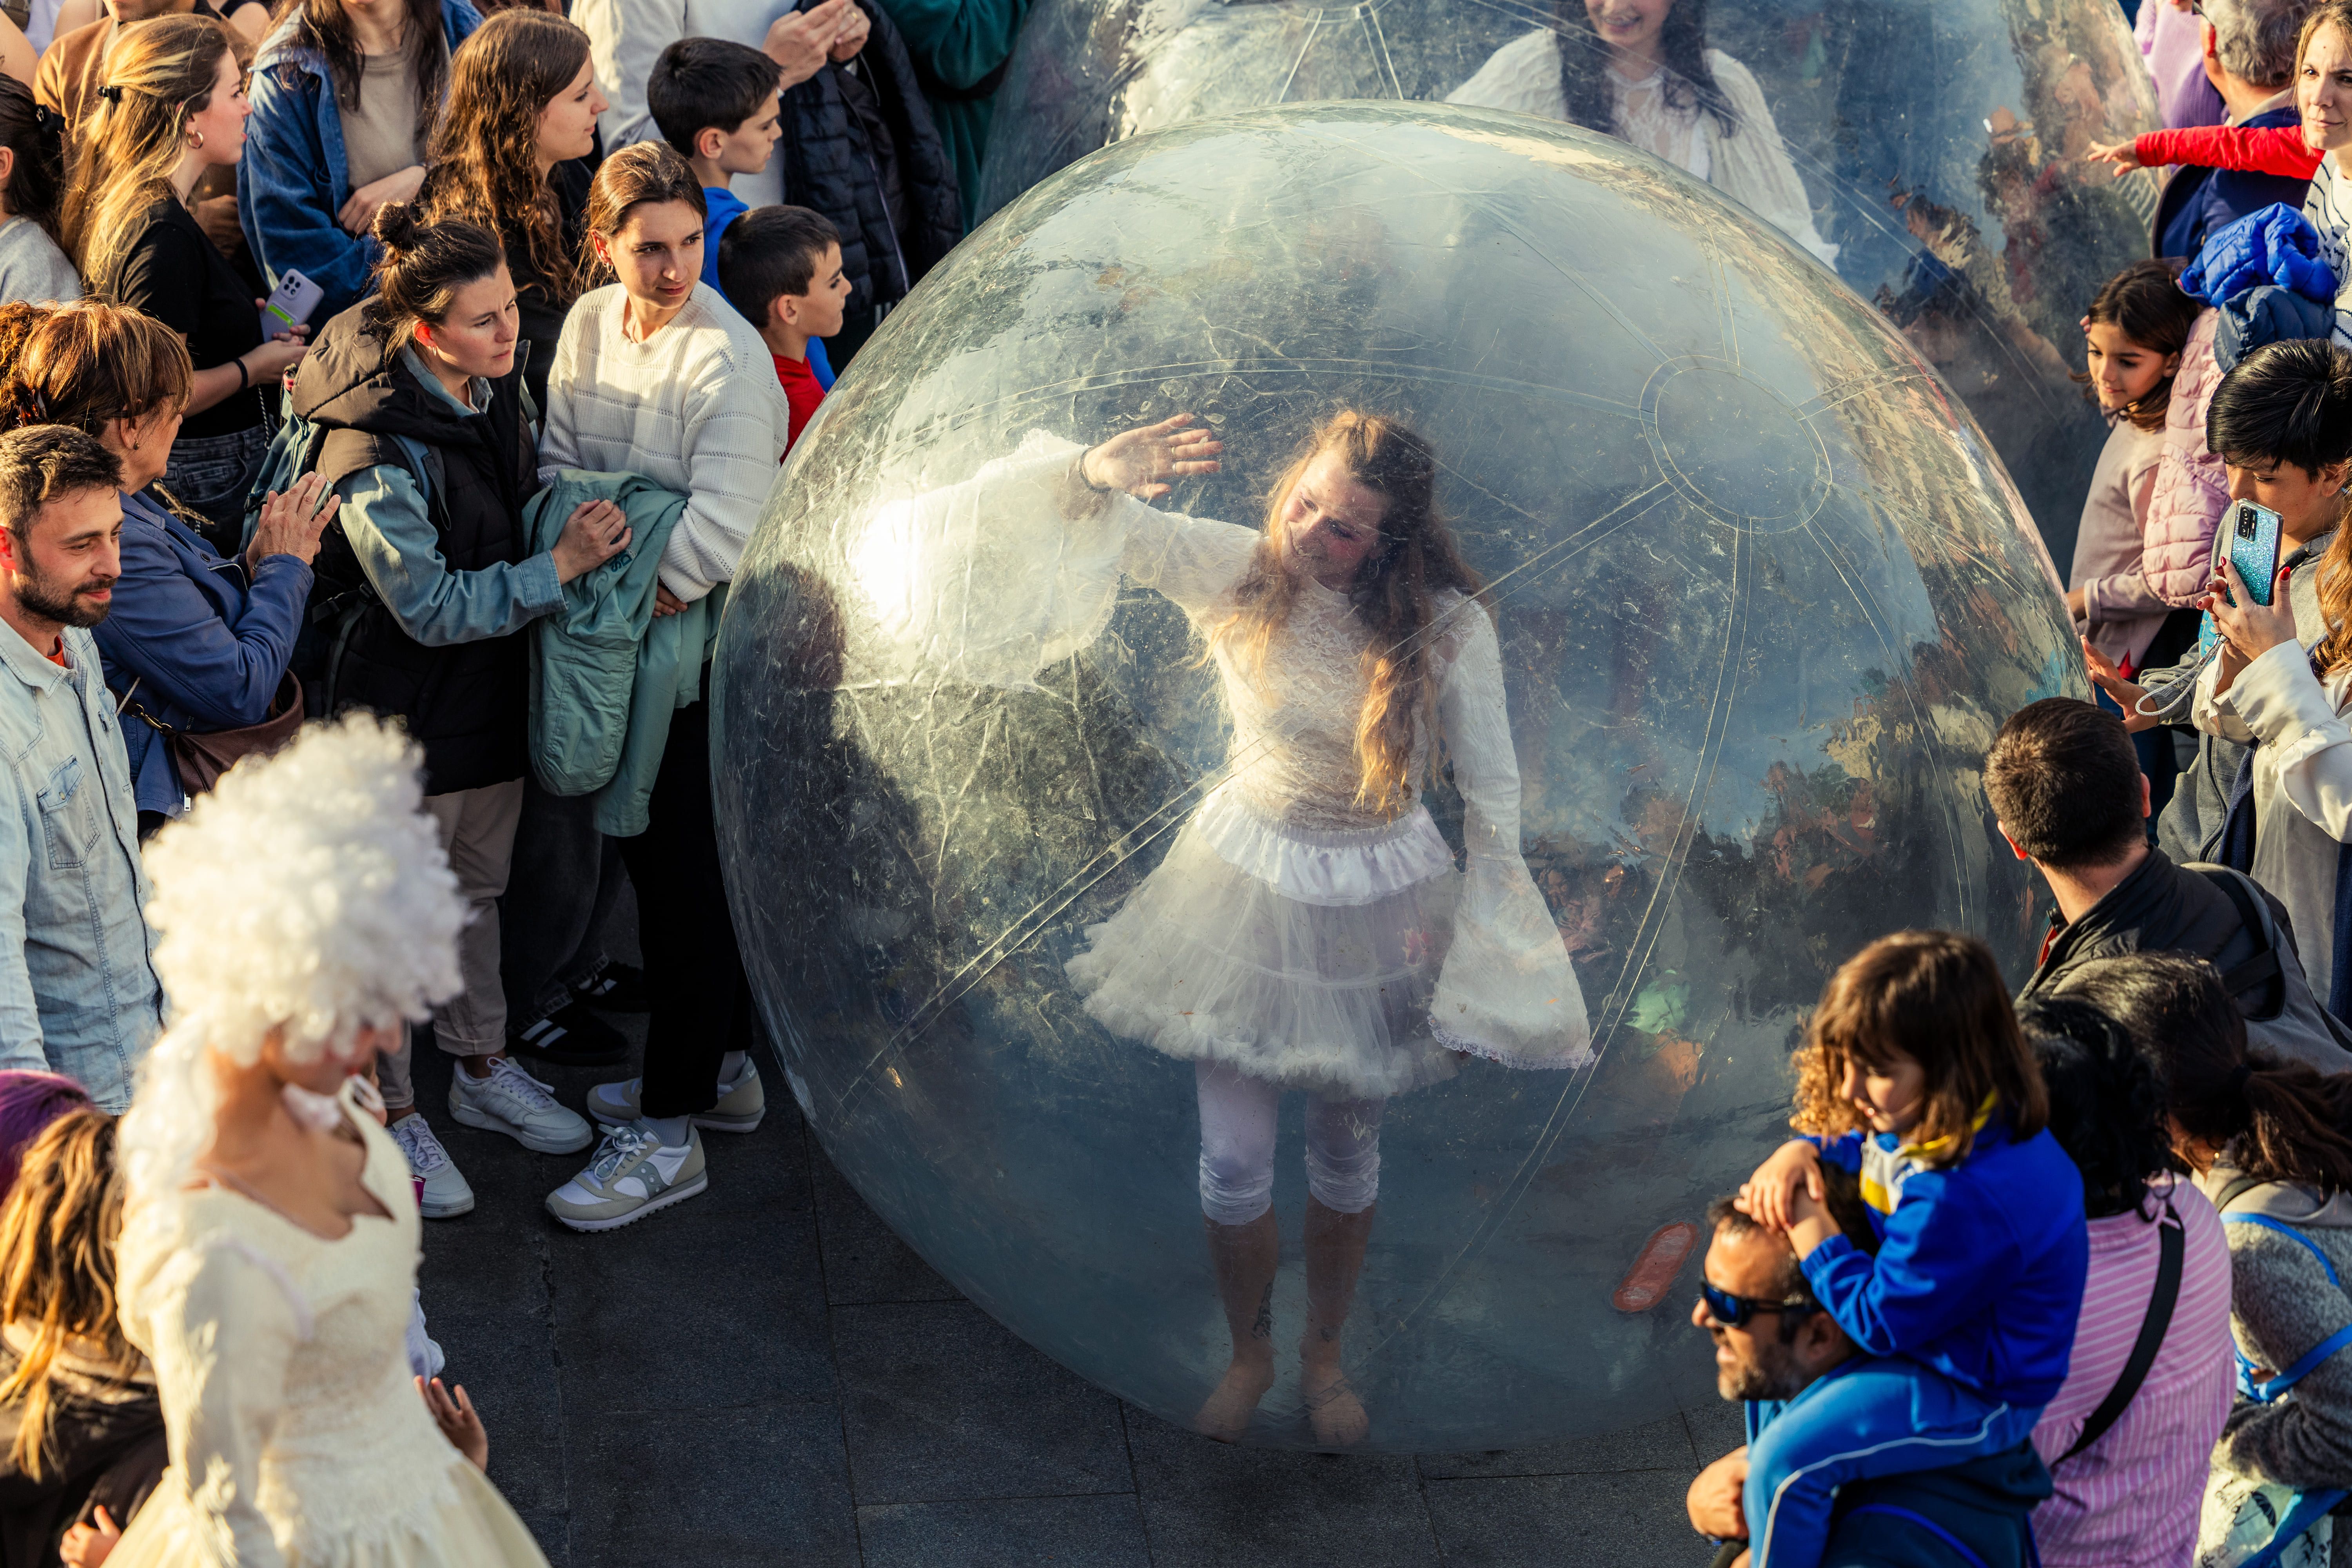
[
  {"x1": 1446, "y1": 0, "x2": 1837, "y2": 266},
  {"x1": 1033, "y1": 410, "x2": 1591, "y2": 1446}
]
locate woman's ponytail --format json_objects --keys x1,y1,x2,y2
[
  {"x1": 0, "y1": 76, "x2": 66, "y2": 243},
  {"x1": 2062, "y1": 953, "x2": 2352, "y2": 1196}
]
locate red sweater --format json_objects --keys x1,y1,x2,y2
[
  {"x1": 2134, "y1": 122, "x2": 2321, "y2": 180},
  {"x1": 773, "y1": 353, "x2": 825, "y2": 453}
]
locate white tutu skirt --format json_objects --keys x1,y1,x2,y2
[{"x1": 1067, "y1": 791, "x2": 1464, "y2": 1099}]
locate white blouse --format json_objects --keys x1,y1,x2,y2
[{"x1": 1447, "y1": 31, "x2": 1838, "y2": 267}]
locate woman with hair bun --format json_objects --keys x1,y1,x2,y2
[
  {"x1": 2016, "y1": 995, "x2": 2233, "y2": 1568},
  {"x1": 290, "y1": 200, "x2": 623, "y2": 1216},
  {"x1": 0, "y1": 299, "x2": 337, "y2": 832},
  {"x1": 1446, "y1": 0, "x2": 1833, "y2": 264},
  {"x1": 0, "y1": 76, "x2": 74, "y2": 306},
  {"x1": 103, "y1": 715, "x2": 548, "y2": 1567},
  {"x1": 2062, "y1": 952, "x2": 2352, "y2": 1561}
]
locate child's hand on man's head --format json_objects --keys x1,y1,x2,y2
[{"x1": 1734, "y1": 1139, "x2": 1824, "y2": 1232}]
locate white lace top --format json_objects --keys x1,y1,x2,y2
[
  {"x1": 1447, "y1": 32, "x2": 1837, "y2": 267},
  {"x1": 109, "y1": 1082, "x2": 546, "y2": 1568},
  {"x1": 833, "y1": 433, "x2": 1591, "y2": 1069}
]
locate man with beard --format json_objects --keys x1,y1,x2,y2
[
  {"x1": 1685, "y1": 1178, "x2": 2053, "y2": 1568},
  {"x1": 0, "y1": 426, "x2": 160, "y2": 1111}
]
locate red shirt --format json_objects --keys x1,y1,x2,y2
[{"x1": 774, "y1": 354, "x2": 826, "y2": 454}]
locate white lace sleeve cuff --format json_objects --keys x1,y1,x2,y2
[{"x1": 1431, "y1": 851, "x2": 1593, "y2": 1069}]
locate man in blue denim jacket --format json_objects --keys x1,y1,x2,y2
[{"x1": 0, "y1": 428, "x2": 162, "y2": 1111}]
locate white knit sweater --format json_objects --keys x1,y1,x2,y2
[{"x1": 537, "y1": 281, "x2": 793, "y2": 602}]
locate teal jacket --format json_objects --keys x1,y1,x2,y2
[{"x1": 525, "y1": 470, "x2": 725, "y2": 837}]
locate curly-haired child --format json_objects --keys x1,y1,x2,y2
[{"x1": 1733, "y1": 932, "x2": 2090, "y2": 1568}]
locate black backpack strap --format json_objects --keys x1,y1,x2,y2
[
  {"x1": 2059, "y1": 1201, "x2": 2185, "y2": 1463},
  {"x1": 2213, "y1": 1175, "x2": 2267, "y2": 1213},
  {"x1": 2191, "y1": 864, "x2": 2288, "y2": 1013}
]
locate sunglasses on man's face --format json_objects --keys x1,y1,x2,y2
[{"x1": 1699, "y1": 1281, "x2": 1821, "y2": 1330}]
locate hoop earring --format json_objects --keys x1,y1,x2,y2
[{"x1": 187, "y1": 127, "x2": 205, "y2": 151}]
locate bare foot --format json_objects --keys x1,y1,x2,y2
[
  {"x1": 1301, "y1": 1359, "x2": 1368, "y2": 1447},
  {"x1": 1194, "y1": 1356, "x2": 1276, "y2": 1442}
]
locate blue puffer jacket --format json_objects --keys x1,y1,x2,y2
[{"x1": 238, "y1": 0, "x2": 483, "y2": 323}]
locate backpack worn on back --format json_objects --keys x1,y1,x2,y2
[
  {"x1": 240, "y1": 409, "x2": 433, "y2": 718},
  {"x1": 2188, "y1": 864, "x2": 2352, "y2": 1076}
]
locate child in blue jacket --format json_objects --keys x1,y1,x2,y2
[{"x1": 1737, "y1": 930, "x2": 2089, "y2": 1568}]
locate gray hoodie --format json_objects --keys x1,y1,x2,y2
[{"x1": 2198, "y1": 1158, "x2": 2352, "y2": 1563}]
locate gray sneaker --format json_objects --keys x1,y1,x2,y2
[
  {"x1": 545, "y1": 1122, "x2": 708, "y2": 1232},
  {"x1": 450, "y1": 1056, "x2": 594, "y2": 1154},
  {"x1": 388, "y1": 1114, "x2": 474, "y2": 1219},
  {"x1": 586, "y1": 1057, "x2": 765, "y2": 1133}
]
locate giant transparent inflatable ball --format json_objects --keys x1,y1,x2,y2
[
  {"x1": 976, "y1": 0, "x2": 2162, "y2": 564},
  {"x1": 712, "y1": 103, "x2": 2077, "y2": 1454}
]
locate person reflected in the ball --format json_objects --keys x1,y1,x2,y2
[
  {"x1": 1446, "y1": 0, "x2": 1835, "y2": 264},
  {"x1": 1052, "y1": 410, "x2": 1590, "y2": 1446}
]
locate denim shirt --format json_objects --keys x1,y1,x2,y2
[
  {"x1": 238, "y1": 0, "x2": 483, "y2": 321},
  {"x1": 331, "y1": 348, "x2": 563, "y2": 645},
  {"x1": 0, "y1": 624, "x2": 160, "y2": 1111}
]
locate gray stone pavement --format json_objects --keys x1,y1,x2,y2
[{"x1": 414, "y1": 914, "x2": 1739, "y2": 1566}]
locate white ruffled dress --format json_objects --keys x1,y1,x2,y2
[
  {"x1": 107, "y1": 1080, "x2": 548, "y2": 1568},
  {"x1": 841, "y1": 435, "x2": 1592, "y2": 1100},
  {"x1": 1446, "y1": 34, "x2": 1838, "y2": 268}
]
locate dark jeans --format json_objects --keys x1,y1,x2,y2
[
  {"x1": 620, "y1": 700, "x2": 753, "y2": 1118},
  {"x1": 498, "y1": 777, "x2": 622, "y2": 1028}
]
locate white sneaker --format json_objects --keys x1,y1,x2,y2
[
  {"x1": 388, "y1": 1114, "x2": 474, "y2": 1218},
  {"x1": 586, "y1": 1057, "x2": 765, "y2": 1133},
  {"x1": 544, "y1": 1121, "x2": 708, "y2": 1232},
  {"x1": 448, "y1": 1057, "x2": 593, "y2": 1154}
]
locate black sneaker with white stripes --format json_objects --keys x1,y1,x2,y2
[
  {"x1": 573, "y1": 962, "x2": 649, "y2": 1013},
  {"x1": 508, "y1": 999, "x2": 629, "y2": 1066}
]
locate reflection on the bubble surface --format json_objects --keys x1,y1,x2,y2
[
  {"x1": 713, "y1": 104, "x2": 2083, "y2": 1452},
  {"x1": 975, "y1": 0, "x2": 2162, "y2": 563}
]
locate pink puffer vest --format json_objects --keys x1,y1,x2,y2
[{"x1": 2144, "y1": 308, "x2": 2227, "y2": 606}]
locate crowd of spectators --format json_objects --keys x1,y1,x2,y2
[{"x1": 0, "y1": 0, "x2": 2349, "y2": 1561}]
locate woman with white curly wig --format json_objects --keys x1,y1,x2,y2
[{"x1": 101, "y1": 715, "x2": 548, "y2": 1567}]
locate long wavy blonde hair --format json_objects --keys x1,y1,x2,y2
[
  {"x1": 62, "y1": 14, "x2": 237, "y2": 295},
  {"x1": 0, "y1": 1109, "x2": 136, "y2": 1479},
  {"x1": 1210, "y1": 411, "x2": 1486, "y2": 815}
]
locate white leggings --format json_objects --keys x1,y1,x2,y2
[{"x1": 1194, "y1": 1062, "x2": 1385, "y2": 1225}]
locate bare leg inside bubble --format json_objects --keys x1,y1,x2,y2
[
  {"x1": 1196, "y1": 1209, "x2": 1281, "y2": 1441},
  {"x1": 1299, "y1": 1093, "x2": 1382, "y2": 1447}
]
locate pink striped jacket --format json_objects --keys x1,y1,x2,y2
[{"x1": 2029, "y1": 1179, "x2": 2236, "y2": 1568}]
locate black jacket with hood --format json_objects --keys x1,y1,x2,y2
[
  {"x1": 779, "y1": 0, "x2": 962, "y2": 317},
  {"x1": 294, "y1": 302, "x2": 537, "y2": 797}
]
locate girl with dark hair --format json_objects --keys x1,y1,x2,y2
[
  {"x1": 240, "y1": 0, "x2": 483, "y2": 327},
  {"x1": 2061, "y1": 952, "x2": 2352, "y2": 1562},
  {"x1": 912, "y1": 406, "x2": 1588, "y2": 1445},
  {"x1": 1739, "y1": 931, "x2": 2087, "y2": 1568},
  {"x1": 291, "y1": 200, "x2": 623, "y2": 1216},
  {"x1": 416, "y1": 10, "x2": 605, "y2": 412},
  {"x1": 0, "y1": 299, "x2": 333, "y2": 831},
  {"x1": 1447, "y1": 0, "x2": 1833, "y2": 263},
  {"x1": 0, "y1": 77, "x2": 74, "y2": 307},
  {"x1": 2016, "y1": 995, "x2": 2233, "y2": 1568},
  {"x1": 66, "y1": 15, "x2": 310, "y2": 543},
  {"x1": 536, "y1": 141, "x2": 792, "y2": 1233}
]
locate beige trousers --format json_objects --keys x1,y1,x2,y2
[{"x1": 376, "y1": 778, "x2": 526, "y2": 1110}]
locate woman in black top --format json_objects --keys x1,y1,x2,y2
[
  {"x1": 64, "y1": 14, "x2": 308, "y2": 539},
  {"x1": 416, "y1": 10, "x2": 602, "y2": 412}
]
